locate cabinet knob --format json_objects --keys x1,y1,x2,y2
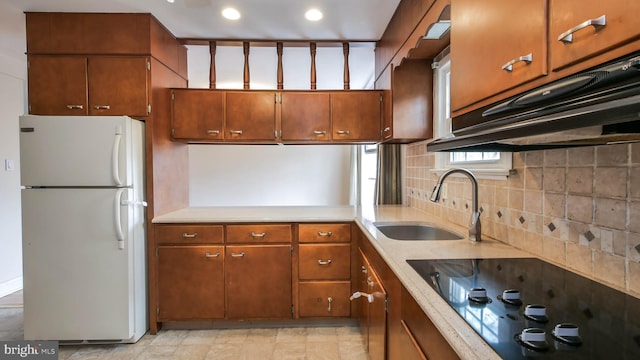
[
  {"x1": 93, "y1": 105, "x2": 111, "y2": 110},
  {"x1": 327, "y1": 297, "x2": 333, "y2": 313},
  {"x1": 66, "y1": 104, "x2": 84, "y2": 110},
  {"x1": 317, "y1": 259, "x2": 332, "y2": 265},
  {"x1": 558, "y1": 15, "x2": 606, "y2": 43}
]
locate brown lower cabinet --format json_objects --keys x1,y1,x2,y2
[
  {"x1": 157, "y1": 245, "x2": 225, "y2": 321},
  {"x1": 354, "y1": 248, "x2": 387, "y2": 360},
  {"x1": 226, "y1": 245, "x2": 292, "y2": 319}
]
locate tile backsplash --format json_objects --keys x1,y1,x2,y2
[{"x1": 406, "y1": 142, "x2": 640, "y2": 297}]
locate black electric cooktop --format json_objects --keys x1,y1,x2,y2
[{"x1": 407, "y1": 258, "x2": 640, "y2": 359}]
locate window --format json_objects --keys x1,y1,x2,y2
[
  {"x1": 359, "y1": 144, "x2": 378, "y2": 205},
  {"x1": 432, "y1": 53, "x2": 511, "y2": 179}
]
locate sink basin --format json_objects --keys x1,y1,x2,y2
[{"x1": 373, "y1": 222, "x2": 464, "y2": 241}]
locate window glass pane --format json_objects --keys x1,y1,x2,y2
[
  {"x1": 465, "y1": 152, "x2": 483, "y2": 161},
  {"x1": 484, "y1": 152, "x2": 500, "y2": 160}
]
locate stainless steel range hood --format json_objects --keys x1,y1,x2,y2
[{"x1": 427, "y1": 53, "x2": 640, "y2": 152}]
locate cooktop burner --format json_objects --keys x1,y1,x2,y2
[{"x1": 407, "y1": 258, "x2": 640, "y2": 359}]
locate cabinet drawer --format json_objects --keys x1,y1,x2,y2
[
  {"x1": 299, "y1": 281, "x2": 351, "y2": 317},
  {"x1": 299, "y1": 244, "x2": 351, "y2": 280},
  {"x1": 156, "y1": 225, "x2": 224, "y2": 244},
  {"x1": 299, "y1": 223, "x2": 351, "y2": 243},
  {"x1": 226, "y1": 224, "x2": 292, "y2": 243}
]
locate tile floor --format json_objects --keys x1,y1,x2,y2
[{"x1": 0, "y1": 290, "x2": 369, "y2": 360}]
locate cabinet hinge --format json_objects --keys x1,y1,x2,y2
[
  {"x1": 157, "y1": 307, "x2": 160, "y2": 316},
  {"x1": 291, "y1": 305, "x2": 295, "y2": 314},
  {"x1": 290, "y1": 245, "x2": 294, "y2": 256},
  {"x1": 171, "y1": 92, "x2": 175, "y2": 101},
  {"x1": 156, "y1": 248, "x2": 159, "y2": 257},
  {"x1": 147, "y1": 60, "x2": 151, "y2": 71},
  {"x1": 385, "y1": 298, "x2": 389, "y2": 313},
  {"x1": 147, "y1": 104, "x2": 151, "y2": 115},
  {"x1": 171, "y1": 128, "x2": 175, "y2": 137},
  {"x1": 380, "y1": 94, "x2": 383, "y2": 102}
]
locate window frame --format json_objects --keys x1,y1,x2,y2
[{"x1": 431, "y1": 53, "x2": 512, "y2": 180}]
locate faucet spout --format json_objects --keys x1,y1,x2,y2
[{"x1": 430, "y1": 168, "x2": 482, "y2": 242}]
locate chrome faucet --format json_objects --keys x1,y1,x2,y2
[{"x1": 430, "y1": 168, "x2": 482, "y2": 242}]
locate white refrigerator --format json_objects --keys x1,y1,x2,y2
[{"x1": 20, "y1": 115, "x2": 148, "y2": 343}]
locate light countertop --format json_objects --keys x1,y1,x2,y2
[{"x1": 153, "y1": 205, "x2": 531, "y2": 359}]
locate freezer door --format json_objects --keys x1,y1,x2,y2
[
  {"x1": 19, "y1": 115, "x2": 140, "y2": 187},
  {"x1": 22, "y1": 188, "x2": 138, "y2": 341}
]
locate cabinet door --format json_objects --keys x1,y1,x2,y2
[
  {"x1": 298, "y1": 281, "x2": 351, "y2": 317},
  {"x1": 451, "y1": 0, "x2": 547, "y2": 112},
  {"x1": 226, "y1": 245, "x2": 292, "y2": 319},
  {"x1": 27, "y1": 55, "x2": 88, "y2": 115},
  {"x1": 157, "y1": 246, "x2": 224, "y2": 320},
  {"x1": 398, "y1": 320, "x2": 428, "y2": 360},
  {"x1": 171, "y1": 90, "x2": 225, "y2": 141},
  {"x1": 549, "y1": 0, "x2": 640, "y2": 71},
  {"x1": 87, "y1": 57, "x2": 150, "y2": 117},
  {"x1": 225, "y1": 92, "x2": 277, "y2": 142},
  {"x1": 281, "y1": 92, "x2": 331, "y2": 141},
  {"x1": 367, "y1": 262, "x2": 387, "y2": 360},
  {"x1": 331, "y1": 92, "x2": 382, "y2": 142}
]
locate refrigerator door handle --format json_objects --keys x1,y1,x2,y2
[
  {"x1": 112, "y1": 132, "x2": 123, "y2": 186},
  {"x1": 114, "y1": 189, "x2": 126, "y2": 250}
]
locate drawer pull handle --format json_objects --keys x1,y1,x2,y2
[
  {"x1": 317, "y1": 231, "x2": 333, "y2": 237},
  {"x1": 327, "y1": 297, "x2": 333, "y2": 313},
  {"x1": 336, "y1": 130, "x2": 350, "y2": 135},
  {"x1": 558, "y1": 15, "x2": 606, "y2": 43},
  {"x1": 251, "y1": 232, "x2": 266, "y2": 238},
  {"x1": 231, "y1": 252, "x2": 245, "y2": 258},
  {"x1": 207, "y1": 130, "x2": 220, "y2": 135},
  {"x1": 383, "y1": 127, "x2": 391, "y2": 132},
  {"x1": 205, "y1": 252, "x2": 220, "y2": 258},
  {"x1": 66, "y1": 104, "x2": 84, "y2": 110},
  {"x1": 317, "y1": 259, "x2": 332, "y2": 265},
  {"x1": 229, "y1": 130, "x2": 244, "y2": 135},
  {"x1": 93, "y1": 105, "x2": 111, "y2": 110},
  {"x1": 313, "y1": 130, "x2": 327, "y2": 135},
  {"x1": 350, "y1": 291, "x2": 374, "y2": 303},
  {"x1": 182, "y1": 232, "x2": 198, "y2": 238},
  {"x1": 501, "y1": 53, "x2": 532, "y2": 72}
]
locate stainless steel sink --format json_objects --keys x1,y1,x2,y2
[{"x1": 373, "y1": 222, "x2": 464, "y2": 241}]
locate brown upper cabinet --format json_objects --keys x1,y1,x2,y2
[
  {"x1": 450, "y1": 0, "x2": 640, "y2": 117},
  {"x1": 25, "y1": 12, "x2": 188, "y2": 78},
  {"x1": 28, "y1": 55, "x2": 150, "y2": 116},
  {"x1": 450, "y1": 0, "x2": 547, "y2": 113},
  {"x1": 549, "y1": 0, "x2": 640, "y2": 71},
  {"x1": 225, "y1": 91, "x2": 278, "y2": 142},
  {"x1": 171, "y1": 89, "x2": 225, "y2": 140},
  {"x1": 170, "y1": 89, "x2": 385, "y2": 144},
  {"x1": 281, "y1": 92, "x2": 331, "y2": 142}
]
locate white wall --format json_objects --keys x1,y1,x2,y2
[
  {"x1": 0, "y1": 2, "x2": 26, "y2": 296},
  {"x1": 186, "y1": 44, "x2": 375, "y2": 206}
]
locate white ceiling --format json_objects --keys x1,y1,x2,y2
[{"x1": 6, "y1": 0, "x2": 401, "y2": 40}]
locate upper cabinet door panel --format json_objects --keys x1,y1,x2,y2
[
  {"x1": 26, "y1": 13, "x2": 151, "y2": 55},
  {"x1": 171, "y1": 90, "x2": 225, "y2": 141},
  {"x1": 225, "y1": 92, "x2": 276, "y2": 142},
  {"x1": 281, "y1": 92, "x2": 331, "y2": 141},
  {"x1": 28, "y1": 56, "x2": 88, "y2": 115},
  {"x1": 549, "y1": 0, "x2": 640, "y2": 71},
  {"x1": 450, "y1": 0, "x2": 547, "y2": 112},
  {"x1": 331, "y1": 92, "x2": 382, "y2": 141},
  {"x1": 87, "y1": 57, "x2": 150, "y2": 117}
]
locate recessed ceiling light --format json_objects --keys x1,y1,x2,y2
[
  {"x1": 305, "y1": 8, "x2": 323, "y2": 22},
  {"x1": 222, "y1": 7, "x2": 241, "y2": 20},
  {"x1": 166, "y1": 0, "x2": 175, "y2": 3}
]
